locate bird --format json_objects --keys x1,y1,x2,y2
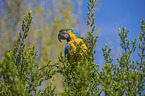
[{"x1": 58, "y1": 28, "x2": 88, "y2": 64}]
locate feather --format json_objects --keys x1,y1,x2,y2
[{"x1": 64, "y1": 43, "x2": 70, "y2": 59}]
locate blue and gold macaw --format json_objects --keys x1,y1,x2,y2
[{"x1": 58, "y1": 28, "x2": 87, "y2": 64}]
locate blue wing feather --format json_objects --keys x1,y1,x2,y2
[{"x1": 64, "y1": 43, "x2": 70, "y2": 59}]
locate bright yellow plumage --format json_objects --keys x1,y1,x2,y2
[
  {"x1": 58, "y1": 28, "x2": 88, "y2": 65},
  {"x1": 67, "y1": 30, "x2": 88, "y2": 64}
]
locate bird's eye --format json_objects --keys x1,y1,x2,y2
[{"x1": 62, "y1": 31, "x2": 67, "y2": 33}]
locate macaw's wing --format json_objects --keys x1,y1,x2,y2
[{"x1": 64, "y1": 43, "x2": 70, "y2": 59}]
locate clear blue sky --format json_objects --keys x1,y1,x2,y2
[{"x1": 81, "y1": 0, "x2": 145, "y2": 65}]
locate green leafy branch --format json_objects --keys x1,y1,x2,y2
[
  {"x1": 100, "y1": 21, "x2": 145, "y2": 95},
  {"x1": 137, "y1": 19, "x2": 145, "y2": 95},
  {"x1": 13, "y1": 11, "x2": 33, "y2": 67},
  {"x1": 0, "y1": 11, "x2": 56, "y2": 95},
  {"x1": 86, "y1": 0, "x2": 98, "y2": 60}
]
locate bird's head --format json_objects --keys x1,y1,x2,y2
[{"x1": 58, "y1": 28, "x2": 81, "y2": 43}]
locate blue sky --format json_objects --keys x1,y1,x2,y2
[
  {"x1": 80, "y1": 0, "x2": 145, "y2": 65},
  {"x1": 95, "y1": 0, "x2": 145, "y2": 37}
]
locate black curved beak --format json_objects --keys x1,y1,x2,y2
[{"x1": 58, "y1": 30, "x2": 70, "y2": 42}]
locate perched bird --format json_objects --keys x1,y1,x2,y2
[{"x1": 58, "y1": 28, "x2": 87, "y2": 64}]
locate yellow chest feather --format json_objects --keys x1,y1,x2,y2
[
  {"x1": 67, "y1": 30, "x2": 87, "y2": 53},
  {"x1": 68, "y1": 39, "x2": 87, "y2": 53},
  {"x1": 66, "y1": 30, "x2": 87, "y2": 64}
]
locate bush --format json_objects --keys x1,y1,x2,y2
[{"x1": 0, "y1": 0, "x2": 144, "y2": 95}]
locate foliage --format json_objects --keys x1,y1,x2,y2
[
  {"x1": 0, "y1": 11, "x2": 56, "y2": 96},
  {"x1": 0, "y1": 0, "x2": 83, "y2": 94},
  {"x1": 100, "y1": 23, "x2": 145, "y2": 95},
  {"x1": 54, "y1": 0, "x2": 100, "y2": 96},
  {"x1": 0, "y1": 0, "x2": 144, "y2": 96},
  {"x1": 0, "y1": 0, "x2": 82, "y2": 64}
]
